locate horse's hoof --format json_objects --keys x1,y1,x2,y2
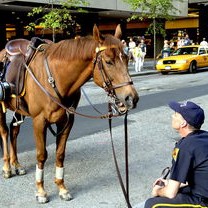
[
  {"x1": 59, "y1": 191, "x2": 73, "y2": 201},
  {"x1": 36, "y1": 194, "x2": 49, "y2": 204},
  {"x1": 15, "y1": 167, "x2": 27, "y2": 176},
  {"x1": 2, "y1": 169, "x2": 12, "y2": 179}
]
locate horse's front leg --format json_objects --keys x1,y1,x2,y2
[
  {"x1": 33, "y1": 116, "x2": 49, "y2": 203},
  {"x1": 55, "y1": 113, "x2": 74, "y2": 201},
  {"x1": 9, "y1": 113, "x2": 26, "y2": 175},
  {"x1": 0, "y1": 108, "x2": 12, "y2": 178}
]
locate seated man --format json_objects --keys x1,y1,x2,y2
[{"x1": 145, "y1": 101, "x2": 208, "y2": 208}]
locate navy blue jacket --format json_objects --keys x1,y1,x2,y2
[{"x1": 170, "y1": 130, "x2": 208, "y2": 198}]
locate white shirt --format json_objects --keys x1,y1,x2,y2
[
  {"x1": 200, "y1": 41, "x2": 208, "y2": 46},
  {"x1": 129, "y1": 41, "x2": 136, "y2": 50}
]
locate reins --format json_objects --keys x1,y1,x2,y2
[
  {"x1": 81, "y1": 88, "x2": 104, "y2": 115},
  {"x1": 108, "y1": 106, "x2": 132, "y2": 208}
]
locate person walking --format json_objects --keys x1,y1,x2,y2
[
  {"x1": 140, "y1": 39, "x2": 147, "y2": 69},
  {"x1": 145, "y1": 100, "x2": 208, "y2": 208},
  {"x1": 133, "y1": 43, "x2": 143, "y2": 72},
  {"x1": 128, "y1": 37, "x2": 136, "y2": 65}
]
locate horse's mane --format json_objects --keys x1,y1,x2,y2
[
  {"x1": 45, "y1": 36, "x2": 97, "y2": 61},
  {"x1": 45, "y1": 34, "x2": 123, "y2": 61}
]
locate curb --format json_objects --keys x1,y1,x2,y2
[{"x1": 130, "y1": 69, "x2": 158, "y2": 77}]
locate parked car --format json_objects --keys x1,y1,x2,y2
[{"x1": 156, "y1": 45, "x2": 208, "y2": 75}]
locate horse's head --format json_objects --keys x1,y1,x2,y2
[{"x1": 92, "y1": 24, "x2": 139, "y2": 114}]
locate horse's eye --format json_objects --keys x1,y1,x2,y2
[{"x1": 105, "y1": 60, "x2": 113, "y2": 66}]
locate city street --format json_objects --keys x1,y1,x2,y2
[{"x1": 1, "y1": 69, "x2": 208, "y2": 208}]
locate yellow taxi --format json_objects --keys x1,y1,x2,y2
[{"x1": 156, "y1": 45, "x2": 208, "y2": 75}]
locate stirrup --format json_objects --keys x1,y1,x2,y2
[{"x1": 13, "y1": 112, "x2": 24, "y2": 126}]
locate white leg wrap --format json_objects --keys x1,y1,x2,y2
[
  {"x1": 56, "y1": 166, "x2": 64, "y2": 180},
  {"x1": 36, "y1": 164, "x2": 44, "y2": 182}
]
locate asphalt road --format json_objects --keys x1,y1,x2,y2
[{"x1": 3, "y1": 83, "x2": 208, "y2": 155}]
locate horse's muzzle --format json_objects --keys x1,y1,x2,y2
[{"x1": 110, "y1": 94, "x2": 139, "y2": 115}]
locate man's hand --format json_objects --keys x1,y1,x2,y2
[
  {"x1": 151, "y1": 179, "x2": 181, "y2": 198},
  {"x1": 152, "y1": 184, "x2": 162, "y2": 197},
  {"x1": 152, "y1": 178, "x2": 167, "y2": 196},
  {"x1": 153, "y1": 178, "x2": 167, "y2": 187}
]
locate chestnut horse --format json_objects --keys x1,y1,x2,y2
[{"x1": 0, "y1": 25, "x2": 139, "y2": 203}]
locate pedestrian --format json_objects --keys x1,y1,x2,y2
[
  {"x1": 162, "y1": 40, "x2": 170, "y2": 58},
  {"x1": 140, "y1": 39, "x2": 147, "y2": 68},
  {"x1": 144, "y1": 100, "x2": 208, "y2": 208},
  {"x1": 121, "y1": 39, "x2": 129, "y2": 56},
  {"x1": 200, "y1": 38, "x2": 208, "y2": 46},
  {"x1": 133, "y1": 43, "x2": 143, "y2": 72},
  {"x1": 128, "y1": 37, "x2": 136, "y2": 65},
  {"x1": 177, "y1": 37, "x2": 184, "y2": 49},
  {"x1": 183, "y1": 34, "x2": 191, "y2": 46}
]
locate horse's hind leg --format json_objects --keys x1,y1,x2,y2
[
  {"x1": 0, "y1": 106, "x2": 12, "y2": 178},
  {"x1": 9, "y1": 113, "x2": 26, "y2": 175}
]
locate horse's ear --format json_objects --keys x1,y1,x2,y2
[
  {"x1": 93, "y1": 24, "x2": 104, "y2": 43},
  {"x1": 114, "y1": 24, "x2": 122, "y2": 39}
]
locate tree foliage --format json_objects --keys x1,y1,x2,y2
[
  {"x1": 26, "y1": 0, "x2": 89, "y2": 39},
  {"x1": 124, "y1": 0, "x2": 184, "y2": 36},
  {"x1": 124, "y1": 0, "x2": 183, "y2": 19},
  {"x1": 123, "y1": 0, "x2": 184, "y2": 61},
  {"x1": 146, "y1": 21, "x2": 166, "y2": 37}
]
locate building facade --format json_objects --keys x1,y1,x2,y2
[{"x1": 0, "y1": 0, "x2": 207, "y2": 56}]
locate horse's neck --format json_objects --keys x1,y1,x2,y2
[
  {"x1": 44, "y1": 39, "x2": 97, "y2": 97},
  {"x1": 54, "y1": 59, "x2": 94, "y2": 97}
]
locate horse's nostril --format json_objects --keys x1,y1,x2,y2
[
  {"x1": 125, "y1": 96, "x2": 133, "y2": 106},
  {"x1": 125, "y1": 95, "x2": 139, "y2": 109},
  {"x1": 125, "y1": 96, "x2": 129, "y2": 102}
]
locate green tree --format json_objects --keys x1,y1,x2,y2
[
  {"x1": 123, "y1": 0, "x2": 183, "y2": 62},
  {"x1": 27, "y1": 0, "x2": 89, "y2": 42}
]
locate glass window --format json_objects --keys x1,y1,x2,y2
[{"x1": 199, "y1": 49, "x2": 206, "y2": 54}]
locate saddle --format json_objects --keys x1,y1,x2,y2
[
  {"x1": 4, "y1": 37, "x2": 52, "y2": 96},
  {"x1": 5, "y1": 39, "x2": 30, "y2": 56}
]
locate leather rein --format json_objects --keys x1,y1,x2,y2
[{"x1": 24, "y1": 44, "x2": 133, "y2": 207}]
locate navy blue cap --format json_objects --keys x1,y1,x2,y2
[{"x1": 169, "y1": 101, "x2": 205, "y2": 129}]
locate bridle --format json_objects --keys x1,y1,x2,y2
[{"x1": 93, "y1": 45, "x2": 134, "y2": 115}]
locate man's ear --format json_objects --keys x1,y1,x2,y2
[{"x1": 180, "y1": 120, "x2": 187, "y2": 127}]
